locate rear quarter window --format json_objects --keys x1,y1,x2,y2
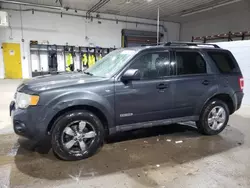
[{"x1": 207, "y1": 51, "x2": 239, "y2": 73}]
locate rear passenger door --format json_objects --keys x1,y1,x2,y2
[{"x1": 171, "y1": 50, "x2": 218, "y2": 118}]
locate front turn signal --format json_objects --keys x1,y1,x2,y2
[{"x1": 30, "y1": 95, "x2": 40, "y2": 106}]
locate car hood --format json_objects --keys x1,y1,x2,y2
[{"x1": 18, "y1": 72, "x2": 107, "y2": 93}]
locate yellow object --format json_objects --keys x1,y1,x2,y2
[
  {"x1": 30, "y1": 95, "x2": 40, "y2": 106},
  {"x1": 92, "y1": 55, "x2": 96, "y2": 65},
  {"x1": 122, "y1": 35, "x2": 125, "y2": 48},
  {"x1": 82, "y1": 54, "x2": 88, "y2": 66},
  {"x1": 88, "y1": 54, "x2": 96, "y2": 67},
  {"x1": 88, "y1": 55, "x2": 92, "y2": 67},
  {"x1": 98, "y1": 54, "x2": 102, "y2": 60},
  {"x1": 66, "y1": 53, "x2": 73, "y2": 71},
  {"x1": 2, "y1": 43, "x2": 22, "y2": 79}
]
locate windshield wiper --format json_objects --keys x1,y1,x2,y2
[{"x1": 83, "y1": 71, "x2": 94, "y2": 76}]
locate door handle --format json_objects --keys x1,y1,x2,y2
[
  {"x1": 202, "y1": 80, "x2": 210, "y2": 85},
  {"x1": 156, "y1": 83, "x2": 169, "y2": 89}
]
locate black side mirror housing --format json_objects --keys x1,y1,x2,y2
[{"x1": 121, "y1": 69, "x2": 141, "y2": 82}]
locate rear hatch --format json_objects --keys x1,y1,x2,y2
[{"x1": 206, "y1": 50, "x2": 244, "y2": 92}]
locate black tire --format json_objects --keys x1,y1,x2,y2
[
  {"x1": 51, "y1": 110, "x2": 105, "y2": 161},
  {"x1": 196, "y1": 99, "x2": 229, "y2": 135}
]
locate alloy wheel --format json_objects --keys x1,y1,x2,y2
[
  {"x1": 207, "y1": 106, "x2": 226, "y2": 130},
  {"x1": 61, "y1": 121, "x2": 97, "y2": 153}
]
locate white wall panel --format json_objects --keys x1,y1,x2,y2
[
  {"x1": 180, "y1": 1, "x2": 250, "y2": 41},
  {"x1": 0, "y1": 8, "x2": 180, "y2": 79}
]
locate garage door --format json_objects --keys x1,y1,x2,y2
[
  {"x1": 215, "y1": 41, "x2": 250, "y2": 106},
  {"x1": 121, "y1": 29, "x2": 163, "y2": 47}
]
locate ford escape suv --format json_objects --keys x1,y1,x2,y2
[{"x1": 10, "y1": 42, "x2": 244, "y2": 161}]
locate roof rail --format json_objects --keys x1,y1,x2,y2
[{"x1": 164, "y1": 42, "x2": 220, "y2": 48}]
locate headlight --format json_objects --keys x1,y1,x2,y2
[{"x1": 15, "y1": 92, "x2": 40, "y2": 109}]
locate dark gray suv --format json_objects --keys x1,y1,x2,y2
[{"x1": 10, "y1": 42, "x2": 244, "y2": 161}]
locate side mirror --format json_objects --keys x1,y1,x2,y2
[{"x1": 121, "y1": 69, "x2": 141, "y2": 82}]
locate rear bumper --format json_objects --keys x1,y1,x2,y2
[{"x1": 233, "y1": 91, "x2": 244, "y2": 112}]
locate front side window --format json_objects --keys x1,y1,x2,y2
[
  {"x1": 86, "y1": 49, "x2": 138, "y2": 77},
  {"x1": 129, "y1": 52, "x2": 170, "y2": 79},
  {"x1": 176, "y1": 51, "x2": 207, "y2": 75}
]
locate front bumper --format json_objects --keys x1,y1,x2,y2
[{"x1": 10, "y1": 101, "x2": 48, "y2": 141}]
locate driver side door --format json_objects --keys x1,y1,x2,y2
[{"x1": 114, "y1": 50, "x2": 174, "y2": 126}]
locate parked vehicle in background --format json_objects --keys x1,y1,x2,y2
[{"x1": 10, "y1": 42, "x2": 244, "y2": 161}]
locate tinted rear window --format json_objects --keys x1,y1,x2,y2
[{"x1": 207, "y1": 51, "x2": 239, "y2": 73}]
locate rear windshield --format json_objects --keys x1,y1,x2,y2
[{"x1": 207, "y1": 51, "x2": 240, "y2": 73}]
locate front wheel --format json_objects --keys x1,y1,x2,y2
[
  {"x1": 196, "y1": 99, "x2": 229, "y2": 135},
  {"x1": 51, "y1": 110, "x2": 105, "y2": 161}
]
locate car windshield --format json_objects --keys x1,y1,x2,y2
[{"x1": 85, "y1": 49, "x2": 138, "y2": 78}]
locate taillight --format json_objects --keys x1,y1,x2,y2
[{"x1": 239, "y1": 77, "x2": 244, "y2": 91}]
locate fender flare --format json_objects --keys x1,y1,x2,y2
[
  {"x1": 195, "y1": 87, "x2": 235, "y2": 115},
  {"x1": 40, "y1": 91, "x2": 115, "y2": 131}
]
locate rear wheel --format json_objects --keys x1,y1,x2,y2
[
  {"x1": 196, "y1": 99, "x2": 229, "y2": 135},
  {"x1": 51, "y1": 110, "x2": 104, "y2": 161}
]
